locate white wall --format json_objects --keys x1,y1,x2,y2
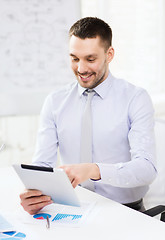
[
  {"x1": 81, "y1": 0, "x2": 165, "y2": 117},
  {"x1": 0, "y1": 115, "x2": 39, "y2": 167}
]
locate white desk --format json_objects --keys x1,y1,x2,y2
[{"x1": 0, "y1": 167, "x2": 165, "y2": 240}]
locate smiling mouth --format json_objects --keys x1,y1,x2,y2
[{"x1": 78, "y1": 73, "x2": 94, "y2": 81}]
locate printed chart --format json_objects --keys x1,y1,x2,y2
[
  {"x1": 33, "y1": 212, "x2": 82, "y2": 224},
  {"x1": 29, "y1": 202, "x2": 96, "y2": 227},
  {"x1": 0, "y1": 231, "x2": 26, "y2": 239},
  {"x1": 33, "y1": 213, "x2": 51, "y2": 220},
  {"x1": 18, "y1": 202, "x2": 95, "y2": 228}
]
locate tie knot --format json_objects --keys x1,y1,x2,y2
[
  {"x1": 86, "y1": 89, "x2": 94, "y2": 93},
  {"x1": 85, "y1": 89, "x2": 95, "y2": 97},
  {"x1": 84, "y1": 90, "x2": 95, "y2": 106}
]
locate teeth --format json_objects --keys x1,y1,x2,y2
[
  {"x1": 81, "y1": 76, "x2": 89, "y2": 79},
  {"x1": 80, "y1": 74, "x2": 92, "y2": 79}
]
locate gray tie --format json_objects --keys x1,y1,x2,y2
[{"x1": 80, "y1": 89, "x2": 95, "y2": 191}]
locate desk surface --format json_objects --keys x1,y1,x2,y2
[{"x1": 0, "y1": 166, "x2": 165, "y2": 240}]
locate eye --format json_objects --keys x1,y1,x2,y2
[
  {"x1": 71, "y1": 57, "x2": 79, "y2": 62},
  {"x1": 87, "y1": 58, "x2": 96, "y2": 62}
]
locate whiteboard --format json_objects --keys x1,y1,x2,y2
[{"x1": 0, "y1": 0, "x2": 80, "y2": 116}]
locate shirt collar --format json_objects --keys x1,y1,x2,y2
[
  {"x1": 78, "y1": 72, "x2": 113, "y2": 99},
  {"x1": 78, "y1": 84, "x2": 86, "y2": 97}
]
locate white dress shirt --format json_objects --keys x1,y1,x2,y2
[{"x1": 33, "y1": 72, "x2": 157, "y2": 204}]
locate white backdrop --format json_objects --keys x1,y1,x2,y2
[
  {"x1": 144, "y1": 120, "x2": 165, "y2": 210},
  {"x1": 0, "y1": 0, "x2": 80, "y2": 116},
  {"x1": 81, "y1": 0, "x2": 165, "y2": 118}
]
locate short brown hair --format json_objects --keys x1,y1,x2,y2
[{"x1": 69, "y1": 17, "x2": 112, "y2": 51}]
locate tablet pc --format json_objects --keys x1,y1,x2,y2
[{"x1": 13, "y1": 164, "x2": 81, "y2": 207}]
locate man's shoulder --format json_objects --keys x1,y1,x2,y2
[
  {"x1": 112, "y1": 77, "x2": 153, "y2": 111},
  {"x1": 47, "y1": 81, "x2": 77, "y2": 100},
  {"x1": 41, "y1": 82, "x2": 78, "y2": 111},
  {"x1": 113, "y1": 76, "x2": 147, "y2": 97}
]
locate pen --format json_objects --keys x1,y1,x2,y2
[
  {"x1": 0, "y1": 144, "x2": 5, "y2": 152},
  {"x1": 46, "y1": 215, "x2": 50, "y2": 229}
]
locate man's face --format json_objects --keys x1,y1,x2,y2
[{"x1": 69, "y1": 35, "x2": 114, "y2": 89}]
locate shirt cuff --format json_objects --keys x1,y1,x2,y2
[{"x1": 96, "y1": 162, "x2": 131, "y2": 187}]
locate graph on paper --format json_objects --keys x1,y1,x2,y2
[
  {"x1": 0, "y1": 231, "x2": 26, "y2": 239},
  {"x1": 33, "y1": 212, "x2": 82, "y2": 225},
  {"x1": 33, "y1": 213, "x2": 51, "y2": 220},
  {"x1": 30, "y1": 202, "x2": 95, "y2": 227}
]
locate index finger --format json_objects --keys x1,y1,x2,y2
[{"x1": 20, "y1": 189, "x2": 43, "y2": 200}]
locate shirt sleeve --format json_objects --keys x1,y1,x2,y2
[
  {"x1": 96, "y1": 89, "x2": 157, "y2": 188},
  {"x1": 32, "y1": 94, "x2": 58, "y2": 167}
]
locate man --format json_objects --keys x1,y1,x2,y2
[{"x1": 20, "y1": 17, "x2": 157, "y2": 215}]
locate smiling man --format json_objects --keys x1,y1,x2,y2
[
  {"x1": 20, "y1": 17, "x2": 157, "y2": 215},
  {"x1": 69, "y1": 36, "x2": 113, "y2": 89}
]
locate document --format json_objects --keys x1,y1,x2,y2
[
  {"x1": 0, "y1": 214, "x2": 15, "y2": 232},
  {"x1": 20, "y1": 201, "x2": 96, "y2": 228}
]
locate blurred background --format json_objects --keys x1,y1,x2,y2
[{"x1": 0, "y1": 0, "x2": 165, "y2": 166}]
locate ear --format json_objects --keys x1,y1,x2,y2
[{"x1": 106, "y1": 46, "x2": 114, "y2": 63}]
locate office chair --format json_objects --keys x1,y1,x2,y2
[
  {"x1": 143, "y1": 119, "x2": 165, "y2": 222},
  {"x1": 143, "y1": 205, "x2": 165, "y2": 221}
]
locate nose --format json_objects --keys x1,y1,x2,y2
[{"x1": 77, "y1": 60, "x2": 88, "y2": 74}]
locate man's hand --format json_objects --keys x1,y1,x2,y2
[
  {"x1": 20, "y1": 189, "x2": 53, "y2": 215},
  {"x1": 59, "y1": 163, "x2": 101, "y2": 188}
]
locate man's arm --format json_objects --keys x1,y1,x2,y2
[
  {"x1": 32, "y1": 94, "x2": 58, "y2": 167},
  {"x1": 97, "y1": 89, "x2": 157, "y2": 188}
]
